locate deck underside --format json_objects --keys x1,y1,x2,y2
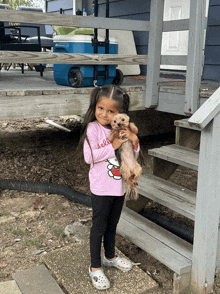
[{"x1": 0, "y1": 68, "x2": 219, "y2": 120}]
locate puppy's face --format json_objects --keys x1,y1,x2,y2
[{"x1": 111, "y1": 113, "x2": 130, "y2": 130}]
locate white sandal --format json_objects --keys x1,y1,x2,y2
[
  {"x1": 102, "y1": 255, "x2": 132, "y2": 272},
  {"x1": 89, "y1": 266, "x2": 110, "y2": 290}
]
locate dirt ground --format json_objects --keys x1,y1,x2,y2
[{"x1": 0, "y1": 116, "x2": 219, "y2": 293}]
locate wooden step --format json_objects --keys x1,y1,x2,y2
[
  {"x1": 148, "y1": 144, "x2": 199, "y2": 170},
  {"x1": 137, "y1": 174, "x2": 196, "y2": 220},
  {"x1": 117, "y1": 207, "x2": 192, "y2": 275},
  {"x1": 174, "y1": 118, "x2": 201, "y2": 131}
]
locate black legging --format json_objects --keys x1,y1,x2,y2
[{"x1": 90, "y1": 193, "x2": 125, "y2": 268}]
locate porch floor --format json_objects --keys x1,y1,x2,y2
[
  {"x1": 0, "y1": 68, "x2": 219, "y2": 97},
  {"x1": 0, "y1": 68, "x2": 219, "y2": 119}
]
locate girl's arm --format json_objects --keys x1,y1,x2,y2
[{"x1": 83, "y1": 124, "x2": 115, "y2": 164}]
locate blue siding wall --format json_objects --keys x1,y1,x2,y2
[
  {"x1": 203, "y1": 0, "x2": 220, "y2": 82},
  {"x1": 98, "y1": 0, "x2": 150, "y2": 75},
  {"x1": 45, "y1": 0, "x2": 220, "y2": 81}
]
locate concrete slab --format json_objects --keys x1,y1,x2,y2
[
  {"x1": 42, "y1": 237, "x2": 158, "y2": 294},
  {"x1": 0, "y1": 280, "x2": 22, "y2": 294},
  {"x1": 12, "y1": 264, "x2": 64, "y2": 294}
]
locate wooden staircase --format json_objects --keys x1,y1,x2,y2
[{"x1": 117, "y1": 118, "x2": 201, "y2": 293}]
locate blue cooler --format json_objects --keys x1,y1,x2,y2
[{"x1": 53, "y1": 35, "x2": 119, "y2": 87}]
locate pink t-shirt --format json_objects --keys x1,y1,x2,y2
[{"x1": 83, "y1": 121, "x2": 139, "y2": 196}]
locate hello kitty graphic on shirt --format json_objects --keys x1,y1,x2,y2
[{"x1": 106, "y1": 156, "x2": 122, "y2": 180}]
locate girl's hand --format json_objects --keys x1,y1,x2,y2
[
  {"x1": 121, "y1": 128, "x2": 139, "y2": 150},
  {"x1": 112, "y1": 137, "x2": 128, "y2": 150}
]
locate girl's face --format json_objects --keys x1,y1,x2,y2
[{"x1": 95, "y1": 97, "x2": 119, "y2": 128}]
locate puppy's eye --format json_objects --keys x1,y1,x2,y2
[
  {"x1": 114, "y1": 120, "x2": 116, "y2": 123},
  {"x1": 121, "y1": 118, "x2": 125, "y2": 122}
]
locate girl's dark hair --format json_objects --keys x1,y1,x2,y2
[{"x1": 81, "y1": 84, "x2": 129, "y2": 136}]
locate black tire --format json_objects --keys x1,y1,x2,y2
[
  {"x1": 112, "y1": 69, "x2": 124, "y2": 86},
  {"x1": 68, "y1": 68, "x2": 83, "y2": 88}
]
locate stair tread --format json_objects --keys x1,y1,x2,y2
[
  {"x1": 148, "y1": 144, "x2": 199, "y2": 170},
  {"x1": 138, "y1": 174, "x2": 196, "y2": 220},
  {"x1": 174, "y1": 118, "x2": 201, "y2": 131},
  {"x1": 118, "y1": 207, "x2": 192, "y2": 275}
]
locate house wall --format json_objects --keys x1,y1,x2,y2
[
  {"x1": 45, "y1": 0, "x2": 220, "y2": 81},
  {"x1": 97, "y1": 0, "x2": 150, "y2": 75},
  {"x1": 202, "y1": 0, "x2": 220, "y2": 82}
]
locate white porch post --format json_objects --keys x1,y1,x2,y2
[
  {"x1": 145, "y1": 0, "x2": 164, "y2": 109},
  {"x1": 185, "y1": 0, "x2": 209, "y2": 115},
  {"x1": 191, "y1": 111, "x2": 220, "y2": 293}
]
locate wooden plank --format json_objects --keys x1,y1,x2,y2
[
  {"x1": 188, "y1": 86, "x2": 220, "y2": 129},
  {"x1": 137, "y1": 174, "x2": 196, "y2": 220},
  {"x1": 145, "y1": 0, "x2": 164, "y2": 108},
  {"x1": 0, "y1": 9, "x2": 149, "y2": 32},
  {"x1": 191, "y1": 112, "x2": 220, "y2": 294},
  {"x1": 163, "y1": 19, "x2": 190, "y2": 32},
  {"x1": 0, "y1": 51, "x2": 147, "y2": 65},
  {"x1": 175, "y1": 127, "x2": 200, "y2": 149},
  {"x1": 156, "y1": 92, "x2": 186, "y2": 116},
  {"x1": 150, "y1": 157, "x2": 179, "y2": 181},
  {"x1": 185, "y1": 0, "x2": 208, "y2": 115},
  {"x1": 117, "y1": 207, "x2": 192, "y2": 275},
  {"x1": 174, "y1": 118, "x2": 202, "y2": 131},
  {"x1": 0, "y1": 90, "x2": 144, "y2": 120},
  {"x1": 161, "y1": 55, "x2": 187, "y2": 66},
  {"x1": 148, "y1": 144, "x2": 199, "y2": 170}
]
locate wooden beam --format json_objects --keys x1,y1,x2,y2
[
  {"x1": 0, "y1": 51, "x2": 147, "y2": 65},
  {"x1": 185, "y1": 0, "x2": 208, "y2": 115},
  {"x1": 191, "y1": 112, "x2": 220, "y2": 294},
  {"x1": 0, "y1": 9, "x2": 149, "y2": 32},
  {"x1": 0, "y1": 52, "x2": 187, "y2": 67},
  {"x1": 145, "y1": 0, "x2": 164, "y2": 108},
  {"x1": 0, "y1": 89, "x2": 144, "y2": 120},
  {"x1": 163, "y1": 19, "x2": 189, "y2": 32},
  {"x1": 163, "y1": 17, "x2": 207, "y2": 33},
  {"x1": 161, "y1": 55, "x2": 187, "y2": 66}
]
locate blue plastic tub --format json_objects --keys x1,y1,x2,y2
[{"x1": 53, "y1": 35, "x2": 119, "y2": 87}]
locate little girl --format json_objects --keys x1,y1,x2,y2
[{"x1": 80, "y1": 84, "x2": 140, "y2": 290}]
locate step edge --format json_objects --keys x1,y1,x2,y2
[
  {"x1": 138, "y1": 174, "x2": 196, "y2": 220},
  {"x1": 118, "y1": 208, "x2": 192, "y2": 275},
  {"x1": 148, "y1": 144, "x2": 199, "y2": 170}
]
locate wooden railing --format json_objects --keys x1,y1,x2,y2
[
  {"x1": 146, "y1": 0, "x2": 208, "y2": 116},
  {"x1": 188, "y1": 86, "x2": 220, "y2": 293},
  {"x1": 0, "y1": 0, "x2": 208, "y2": 116}
]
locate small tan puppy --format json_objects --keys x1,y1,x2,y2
[{"x1": 109, "y1": 113, "x2": 142, "y2": 201}]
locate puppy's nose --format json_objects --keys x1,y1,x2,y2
[{"x1": 117, "y1": 123, "x2": 121, "y2": 127}]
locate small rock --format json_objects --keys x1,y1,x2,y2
[
  {"x1": 64, "y1": 222, "x2": 91, "y2": 241},
  {"x1": 32, "y1": 248, "x2": 44, "y2": 255},
  {"x1": 15, "y1": 238, "x2": 21, "y2": 242}
]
